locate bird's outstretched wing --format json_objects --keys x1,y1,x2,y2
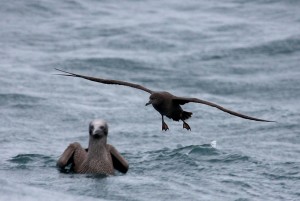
[
  {"x1": 172, "y1": 96, "x2": 274, "y2": 122},
  {"x1": 108, "y1": 145, "x2": 129, "y2": 174},
  {"x1": 55, "y1": 68, "x2": 153, "y2": 94}
]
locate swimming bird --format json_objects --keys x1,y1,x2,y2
[
  {"x1": 55, "y1": 68, "x2": 273, "y2": 131},
  {"x1": 57, "y1": 119, "x2": 129, "y2": 175}
]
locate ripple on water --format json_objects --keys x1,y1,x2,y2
[
  {"x1": 8, "y1": 154, "x2": 56, "y2": 169},
  {"x1": 0, "y1": 93, "x2": 44, "y2": 107}
]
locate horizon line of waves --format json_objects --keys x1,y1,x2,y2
[{"x1": 7, "y1": 154, "x2": 56, "y2": 170}]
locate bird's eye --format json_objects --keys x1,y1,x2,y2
[
  {"x1": 100, "y1": 126, "x2": 104, "y2": 130},
  {"x1": 89, "y1": 125, "x2": 94, "y2": 134}
]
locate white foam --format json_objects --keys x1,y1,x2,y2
[{"x1": 210, "y1": 140, "x2": 217, "y2": 148}]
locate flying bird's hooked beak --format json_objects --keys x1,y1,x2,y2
[{"x1": 145, "y1": 100, "x2": 152, "y2": 106}]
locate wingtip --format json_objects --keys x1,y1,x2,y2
[
  {"x1": 54, "y1": 68, "x2": 77, "y2": 77},
  {"x1": 54, "y1": 68, "x2": 69, "y2": 74},
  {"x1": 53, "y1": 73, "x2": 74, "y2": 77},
  {"x1": 54, "y1": 68, "x2": 62, "y2": 72},
  {"x1": 258, "y1": 119, "x2": 276, "y2": 123}
]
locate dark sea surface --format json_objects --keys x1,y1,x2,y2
[{"x1": 1, "y1": 0, "x2": 300, "y2": 200}]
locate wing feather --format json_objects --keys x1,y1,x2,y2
[
  {"x1": 173, "y1": 96, "x2": 274, "y2": 122},
  {"x1": 55, "y1": 68, "x2": 153, "y2": 94},
  {"x1": 108, "y1": 145, "x2": 129, "y2": 174}
]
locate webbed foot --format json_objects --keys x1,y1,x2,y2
[
  {"x1": 183, "y1": 122, "x2": 191, "y2": 131},
  {"x1": 162, "y1": 122, "x2": 169, "y2": 131}
]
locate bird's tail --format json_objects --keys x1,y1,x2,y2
[{"x1": 182, "y1": 111, "x2": 193, "y2": 120}]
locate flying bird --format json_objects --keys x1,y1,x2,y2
[
  {"x1": 57, "y1": 119, "x2": 129, "y2": 174},
  {"x1": 55, "y1": 68, "x2": 273, "y2": 131}
]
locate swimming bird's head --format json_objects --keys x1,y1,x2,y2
[
  {"x1": 89, "y1": 119, "x2": 108, "y2": 139},
  {"x1": 145, "y1": 93, "x2": 164, "y2": 107}
]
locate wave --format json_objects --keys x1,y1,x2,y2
[
  {"x1": 61, "y1": 57, "x2": 151, "y2": 72},
  {"x1": 231, "y1": 37, "x2": 300, "y2": 57},
  {"x1": 197, "y1": 36, "x2": 300, "y2": 62},
  {"x1": 0, "y1": 93, "x2": 44, "y2": 107},
  {"x1": 8, "y1": 154, "x2": 56, "y2": 169},
  {"x1": 132, "y1": 144, "x2": 257, "y2": 175},
  {"x1": 108, "y1": 33, "x2": 176, "y2": 52}
]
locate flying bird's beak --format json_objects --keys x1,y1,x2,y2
[{"x1": 145, "y1": 100, "x2": 152, "y2": 106}]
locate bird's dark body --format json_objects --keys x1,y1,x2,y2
[
  {"x1": 167, "y1": 105, "x2": 184, "y2": 121},
  {"x1": 150, "y1": 91, "x2": 193, "y2": 126},
  {"x1": 151, "y1": 92, "x2": 174, "y2": 116},
  {"x1": 55, "y1": 68, "x2": 274, "y2": 131}
]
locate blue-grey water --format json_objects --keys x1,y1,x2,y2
[{"x1": 1, "y1": 0, "x2": 300, "y2": 200}]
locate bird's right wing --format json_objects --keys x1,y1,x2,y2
[
  {"x1": 55, "y1": 68, "x2": 153, "y2": 94},
  {"x1": 173, "y1": 96, "x2": 274, "y2": 122}
]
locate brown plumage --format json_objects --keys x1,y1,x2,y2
[
  {"x1": 55, "y1": 68, "x2": 274, "y2": 131},
  {"x1": 57, "y1": 119, "x2": 129, "y2": 175}
]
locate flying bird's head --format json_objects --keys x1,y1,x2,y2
[
  {"x1": 89, "y1": 119, "x2": 108, "y2": 139},
  {"x1": 145, "y1": 93, "x2": 164, "y2": 107}
]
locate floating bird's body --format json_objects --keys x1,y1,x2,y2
[
  {"x1": 55, "y1": 69, "x2": 274, "y2": 131},
  {"x1": 57, "y1": 119, "x2": 129, "y2": 174}
]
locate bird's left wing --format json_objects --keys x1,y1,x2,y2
[
  {"x1": 172, "y1": 96, "x2": 274, "y2": 122},
  {"x1": 108, "y1": 145, "x2": 129, "y2": 174}
]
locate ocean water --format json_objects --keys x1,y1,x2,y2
[{"x1": 1, "y1": 0, "x2": 300, "y2": 200}]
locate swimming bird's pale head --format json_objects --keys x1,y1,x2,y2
[{"x1": 89, "y1": 119, "x2": 108, "y2": 139}]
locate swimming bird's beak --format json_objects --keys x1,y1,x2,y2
[
  {"x1": 145, "y1": 100, "x2": 152, "y2": 106},
  {"x1": 93, "y1": 130, "x2": 105, "y2": 139}
]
